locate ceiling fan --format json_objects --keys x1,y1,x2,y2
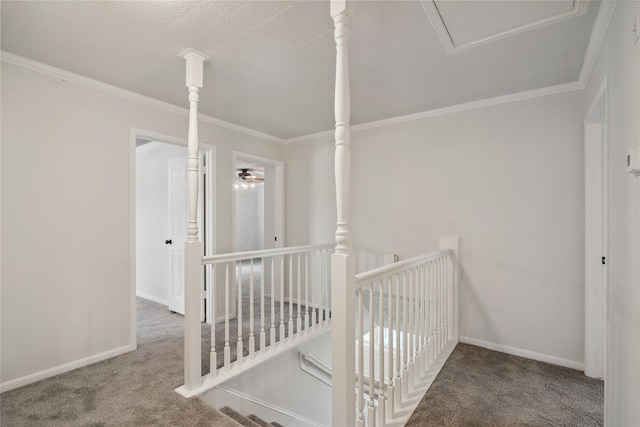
[{"x1": 235, "y1": 168, "x2": 263, "y2": 189}]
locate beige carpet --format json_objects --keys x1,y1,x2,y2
[
  {"x1": 0, "y1": 298, "x2": 241, "y2": 427},
  {"x1": 1, "y1": 297, "x2": 603, "y2": 426},
  {"x1": 406, "y1": 343, "x2": 604, "y2": 426}
]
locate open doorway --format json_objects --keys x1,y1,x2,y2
[
  {"x1": 232, "y1": 152, "x2": 284, "y2": 253},
  {"x1": 585, "y1": 80, "x2": 608, "y2": 380},
  {"x1": 130, "y1": 129, "x2": 215, "y2": 348}
]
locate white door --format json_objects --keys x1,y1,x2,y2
[{"x1": 168, "y1": 155, "x2": 188, "y2": 314}]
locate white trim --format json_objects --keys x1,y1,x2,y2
[
  {"x1": 420, "y1": 0, "x2": 589, "y2": 55},
  {"x1": 284, "y1": 81, "x2": 583, "y2": 144},
  {"x1": 130, "y1": 128, "x2": 216, "y2": 333},
  {"x1": 578, "y1": 0, "x2": 618, "y2": 87},
  {"x1": 459, "y1": 336, "x2": 585, "y2": 371},
  {"x1": 1, "y1": 0, "x2": 616, "y2": 147},
  {"x1": 176, "y1": 323, "x2": 332, "y2": 397},
  {"x1": 136, "y1": 291, "x2": 169, "y2": 307},
  {"x1": 0, "y1": 345, "x2": 134, "y2": 393},
  {"x1": 0, "y1": 51, "x2": 284, "y2": 144},
  {"x1": 585, "y1": 78, "x2": 609, "y2": 122},
  {"x1": 231, "y1": 151, "x2": 285, "y2": 251},
  {"x1": 584, "y1": 78, "x2": 608, "y2": 379},
  {"x1": 213, "y1": 386, "x2": 326, "y2": 427},
  {"x1": 129, "y1": 129, "x2": 138, "y2": 351},
  {"x1": 284, "y1": 0, "x2": 617, "y2": 145}
]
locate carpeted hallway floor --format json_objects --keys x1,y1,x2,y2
[
  {"x1": 1, "y1": 297, "x2": 603, "y2": 426},
  {"x1": 406, "y1": 343, "x2": 604, "y2": 426}
]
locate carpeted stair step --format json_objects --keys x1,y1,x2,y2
[
  {"x1": 270, "y1": 422, "x2": 284, "y2": 427},
  {"x1": 219, "y1": 406, "x2": 262, "y2": 427},
  {"x1": 247, "y1": 414, "x2": 273, "y2": 427}
]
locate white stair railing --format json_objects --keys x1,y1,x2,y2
[
  {"x1": 352, "y1": 243, "x2": 459, "y2": 427},
  {"x1": 204, "y1": 244, "x2": 333, "y2": 380}
]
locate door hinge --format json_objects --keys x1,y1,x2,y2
[{"x1": 602, "y1": 257, "x2": 606, "y2": 265}]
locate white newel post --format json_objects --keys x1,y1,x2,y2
[
  {"x1": 181, "y1": 48, "x2": 210, "y2": 393},
  {"x1": 331, "y1": 2, "x2": 356, "y2": 426},
  {"x1": 439, "y1": 237, "x2": 460, "y2": 341}
]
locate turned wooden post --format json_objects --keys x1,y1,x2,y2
[
  {"x1": 330, "y1": 1, "x2": 356, "y2": 426},
  {"x1": 180, "y1": 48, "x2": 209, "y2": 393}
]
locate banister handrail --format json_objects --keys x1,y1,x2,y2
[
  {"x1": 354, "y1": 248, "x2": 453, "y2": 288},
  {"x1": 202, "y1": 244, "x2": 334, "y2": 264}
]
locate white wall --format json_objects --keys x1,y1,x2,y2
[
  {"x1": 585, "y1": 2, "x2": 640, "y2": 424},
  {"x1": 136, "y1": 141, "x2": 187, "y2": 305},
  {"x1": 285, "y1": 91, "x2": 586, "y2": 366},
  {"x1": 285, "y1": 139, "x2": 336, "y2": 246},
  {"x1": 203, "y1": 330, "x2": 331, "y2": 426},
  {"x1": 234, "y1": 184, "x2": 265, "y2": 252},
  {"x1": 0, "y1": 61, "x2": 284, "y2": 387}
]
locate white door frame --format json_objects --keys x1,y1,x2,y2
[
  {"x1": 231, "y1": 151, "x2": 285, "y2": 252},
  {"x1": 584, "y1": 79, "x2": 608, "y2": 379},
  {"x1": 129, "y1": 128, "x2": 216, "y2": 348}
]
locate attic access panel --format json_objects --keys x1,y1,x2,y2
[{"x1": 422, "y1": 0, "x2": 589, "y2": 53}]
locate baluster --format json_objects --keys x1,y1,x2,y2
[
  {"x1": 280, "y1": 255, "x2": 285, "y2": 341},
  {"x1": 249, "y1": 259, "x2": 255, "y2": 357},
  {"x1": 311, "y1": 251, "x2": 317, "y2": 327},
  {"x1": 270, "y1": 257, "x2": 276, "y2": 346},
  {"x1": 394, "y1": 274, "x2": 402, "y2": 410},
  {"x1": 409, "y1": 267, "x2": 415, "y2": 387},
  {"x1": 368, "y1": 285, "x2": 376, "y2": 427},
  {"x1": 305, "y1": 252, "x2": 310, "y2": 330},
  {"x1": 439, "y1": 258, "x2": 444, "y2": 350},
  {"x1": 324, "y1": 249, "x2": 329, "y2": 323},
  {"x1": 425, "y1": 262, "x2": 430, "y2": 367},
  {"x1": 416, "y1": 267, "x2": 421, "y2": 372},
  {"x1": 402, "y1": 269, "x2": 409, "y2": 399},
  {"x1": 209, "y1": 264, "x2": 217, "y2": 377},
  {"x1": 319, "y1": 250, "x2": 324, "y2": 323},
  {"x1": 420, "y1": 264, "x2": 426, "y2": 375},
  {"x1": 387, "y1": 276, "x2": 395, "y2": 419},
  {"x1": 288, "y1": 254, "x2": 294, "y2": 338},
  {"x1": 444, "y1": 255, "x2": 449, "y2": 346},
  {"x1": 377, "y1": 280, "x2": 386, "y2": 426},
  {"x1": 297, "y1": 254, "x2": 302, "y2": 334},
  {"x1": 432, "y1": 260, "x2": 438, "y2": 360},
  {"x1": 425, "y1": 264, "x2": 431, "y2": 368},
  {"x1": 438, "y1": 257, "x2": 443, "y2": 352},
  {"x1": 357, "y1": 288, "x2": 365, "y2": 427},
  {"x1": 260, "y1": 258, "x2": 266, "y2": 352},
  {"x1": 249, "y1": 258, "x2": 256, "y2": 357},
  {"x1": 438, "y1": 258, "x2": 443, "y2": 353},
  {"x1": 441, "y1": 257, "x2": 446, "y2": 351},
  {"x1": 224, "y1": 263, "x2": 231, "y2": 369},
  {"x1": 237, "y1": 261, "x2": 243, "y2": 363},
  {"x1": 425, "y1": 263, "x2": 430, "y2": 369},
  {"x1": 430, "y1": 260, "x2": 436, "y2": 365}
]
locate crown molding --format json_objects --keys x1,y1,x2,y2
[
  {"x1": 0, "y1": 50, "x2": 284, "y2": 144},
  {"x1": 286, "y1": 0, "x2": 619, "y2": 145},
  {"x1": 2, "y1": 0, "x2": 616, "y2": 147},
  {"x1": 284, "y1": 81, "x2": 584, "y2": 144},
  {"x1": 577, "y1": 0, "x2": 618, "y2": 87}
]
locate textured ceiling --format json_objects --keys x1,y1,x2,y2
[{"x1": 1, "y1": 1, "x2": 600, "y2": 140}]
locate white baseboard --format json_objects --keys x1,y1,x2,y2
[
  {"x1": 207, "y1": 385, "x2": 326, "y2": 427},
  {"x1": 136, "y1": 291, "x2": 169, "y2": 306},
  {"x1": 459, "y1": 336, "x2": 584, "y2": 371},
  {"x1": 0, "y1": 344, "x2": 135, "y2": 393}
]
